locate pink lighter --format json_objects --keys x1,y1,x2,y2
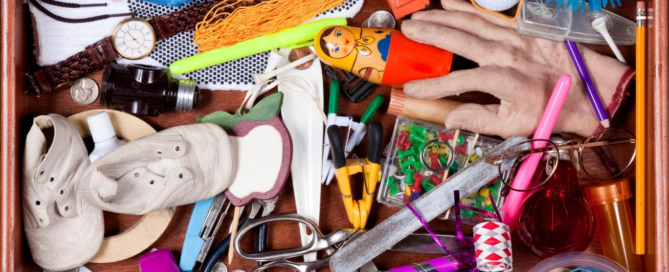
[{"x1": 501, "y1": 74, "x2": 572, "y2": 231}]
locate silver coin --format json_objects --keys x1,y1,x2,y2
[
  {"x1": 212, "y1": 262, "x2": 228, "y2": 272},
  {"x1": 70, "y1": 78, "x2": 99, "y2": 105},
  {"x1": 367, "y1": 11, "x2": 396, "y2": 29},
  {"x1": 361, "y1": 18, "x2": 370, "y2": 28}
]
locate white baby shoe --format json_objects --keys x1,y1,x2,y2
[
  {"x1": 79, "y1": 123, "x2": 234, "y2": 215},
  {"x1": 22, "y1": 114, "x2": 104, "y2": 271}
]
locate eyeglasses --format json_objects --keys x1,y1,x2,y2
[{"x1": 485, "y1": 129, "x2": 636, "y2": 192}]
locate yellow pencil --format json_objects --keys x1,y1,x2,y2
[{"x1": 635, "y1": 0, "x2": 647, "y2": 255}]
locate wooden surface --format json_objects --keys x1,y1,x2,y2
[
  {"x1": 648, "y1": 0, "x2": 669, "y2": 270},
  {"x1": 1, "y1": 0, "x2": 666, "y2": 272}
]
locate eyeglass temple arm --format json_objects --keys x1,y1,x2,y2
[{"x1": 485, "y1": 139, "x2": 634, "y2": 165}]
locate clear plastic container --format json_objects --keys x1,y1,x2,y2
[
  {"x1": 376, "y1": 116, "x2": 504, "y2": 225},
  {"x1": 528, "y1": 252, "x2": 628, "y2": 272},
  {"x1": 584, "y1": 178, "x2": 643, "y2": 272},
  {"x1": 518, "y1": 0, "x2": 636, "y2": 45}
]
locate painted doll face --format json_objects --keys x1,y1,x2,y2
[{"x1": 322, "y1": 27, "x2": 357, "y2": 59}]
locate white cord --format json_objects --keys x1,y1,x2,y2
[{"x1": 239, "y1": 52, "x2": 327, "y2": 124}]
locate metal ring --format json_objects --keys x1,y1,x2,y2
[
  {"x1": 580, "y1": 128, "x2": 636, "y2": 180},
  {"x1": 498, "y1": 139, "x2": 560, "y2": 192},
  {"x1": 420, "y1": 139, "x2": 455, "y2": 172}
]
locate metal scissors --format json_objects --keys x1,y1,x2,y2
[
  {"x1": 201, "y1": 197, "x2": 278, "y2": 272},
  {"x1": 233, "y1": 214, "x2": 363, "y2": 272}
]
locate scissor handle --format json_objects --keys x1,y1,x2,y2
[
  {"x1": 367, "y1": 121, "x2": 383, "y2": 164},
  {"x1": 251, "y1": 258, "x2": 330, "y2": 272},
  {"x1": 234, "y1": 214, "x2": 352, "y2": 262},
  {"x1": 327, "y1": 125, "x2": 347, "y2": 169}
]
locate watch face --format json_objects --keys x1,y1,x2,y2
[{"x1": 112, "y1": 18, "x2": 156, "y2": 60}]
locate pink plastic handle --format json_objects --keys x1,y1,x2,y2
[
  {"x1": 138, "y1": 248, "x2": 181, "y2": 272},
  {"x1": 502, "y1": 74, "x2": 572, "y2": 231}
]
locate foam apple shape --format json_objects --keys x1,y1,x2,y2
[{"x1": 197, "y1": 93, "x2": 292, "y2": 206}]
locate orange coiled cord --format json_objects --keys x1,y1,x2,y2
[{"x1": 194, "y1": 0, "x2": 345, "y2": 53}]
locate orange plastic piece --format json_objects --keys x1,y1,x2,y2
[
  {"x1": 381, "y1": 32, "x2": 452, "y2": 87},
  {"x1": 387, "y1": 0, "x2": 430, "y2": 19}
]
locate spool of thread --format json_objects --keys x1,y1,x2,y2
[
  {"x1": 388, "y1": 88, "x2": 462, "y2": 125},
  {"x1": 473, "y1": 221, "x2": 512, "y2": 272}
]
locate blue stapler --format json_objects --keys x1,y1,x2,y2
[{"x1": 179, "y1": 194, "x2": 231, "y2": 272}]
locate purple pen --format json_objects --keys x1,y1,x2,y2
[
  {"x1": 387, "y1": 253, "x2": 476, "y2": 272},
  {"x1": 565, "y1": 40, "x2": 611, "y2": 128}
]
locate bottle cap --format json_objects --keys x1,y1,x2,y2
[
  {"x1": 584, "y1": 178, "x2": 633, "y2": 206},
  {"x1": 87, "y1": 111, "x2": 117, "y2": 143}
]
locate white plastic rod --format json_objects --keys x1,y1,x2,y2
[
  {"x1": 276, "y1": 48, "x2": 324, "y2": 262},
  {"x1": 592, "y1": 17, "x2": 627, "y2": 63}
]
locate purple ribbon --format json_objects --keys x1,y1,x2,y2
[
  {"x1": 406, "y1": 204, "x2": 458, "y2": 258},
  {"x1": 489, "y1": 194, "x2": 502, "y2": 221}
]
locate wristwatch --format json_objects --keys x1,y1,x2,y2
[{"x1": 26, "y1": 0, "x2": 264, "y2": 95}]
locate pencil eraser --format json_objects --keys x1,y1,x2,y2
[{"x1": 638, "y1": 1, "x2": 645, "y2": 10}]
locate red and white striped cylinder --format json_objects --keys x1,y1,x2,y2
[{"x1": 473, "y1": 221, "x2": 513, "y2": 271}]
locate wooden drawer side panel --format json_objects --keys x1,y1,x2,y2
[{"x1": 2, "y1": 0, "x2": 27, "y2": 272}]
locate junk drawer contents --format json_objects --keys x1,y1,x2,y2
[{"x1": 3, "y1": 0, "x2": 667, "y2": 272}]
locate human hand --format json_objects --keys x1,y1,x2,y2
[{"x1": 402, "y1": 0, "x2": 635, "y2": 138}]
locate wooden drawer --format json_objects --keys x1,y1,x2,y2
[{"x1": 2, "y1": 0, "x2": 668, "y2": 271}]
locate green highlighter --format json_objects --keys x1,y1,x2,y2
[{"x1": 170, "y1": 18, "x2": 348, "y2": 75}]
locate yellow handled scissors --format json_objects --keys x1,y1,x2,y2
[{"x1": 326, "y1": 121, "x2": 382, "y2": 229}]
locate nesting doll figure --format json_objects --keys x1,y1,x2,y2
[{"x1": 315, "y1": 26, "x2": 454, "y2": 87}]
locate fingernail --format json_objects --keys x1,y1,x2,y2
[
  {"x1": 401, "y1": 20, "x2": 418, "y2": 35},
  {"x1": 410, "y1": 11, "x2": 426, "y2": 20},
  {"x1": 444, "y1": 119, "x2": 461, "y2": 129}
]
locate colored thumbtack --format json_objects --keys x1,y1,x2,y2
[
  {"x1": 410, "y1": 181, "x2": 423, "y2": 194},
  {"x1": 479, "y1": 187, "x2": 490, "y2": 198},
  {"x1": 397, "y1": 132, "x2": 412, "y2": 151},
  {"x1": 429, "y1": 174, "x2": 442, "y2": 186},
  {"x1": 421, "y1": 177, "x2": 435, "y2": 192},
  {"x1": 397, "y1": 149, "x2": 416, "y2": 161},
  {"x1": 432, "y1": 144, "x2": 451, "y2": 155},
  {"x1": 409, "y1": 132, "x2": 426, "y2": 146},
  {"x1": 428, "y1": 153, "x2": 441, "y2": 170},
  {"x1": 404, "y1": 169, "x2": 416, "y2": 185},
  {"x1": 387, "y1": 176, "x2": 400, "y2": 195},
  {"x1": 409, "y1": 125, "x2": 426, "y2": 135},
  {"x1": 438, "y1": 132, "x2": 465, "y2": 145},
  {"x1": 399, "y1": 156, "x2": 424, "y2": 171}
]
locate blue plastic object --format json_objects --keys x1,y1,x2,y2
[
  {"x1": 570, "y1": 269, "x2": 603, "y2": 272},
  {"x1": 179, "y1": 197, "x2": 214, "y2": 272},
  {"x1": 547, "y1": 0, "x2": 624, "y2": 13},
  {"x1": 141, "y1": 0, "x2": 193, "y2": 8}
]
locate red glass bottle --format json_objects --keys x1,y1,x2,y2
[{"x1": 515, "y1": 146, "x2": 594, "y2": 258}]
